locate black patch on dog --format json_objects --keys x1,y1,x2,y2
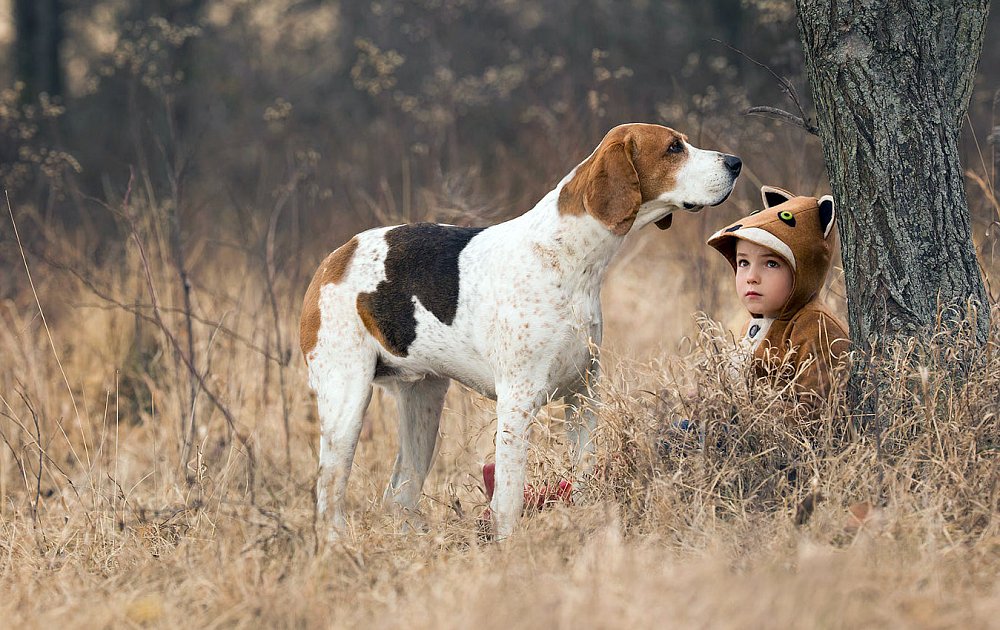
[
  {"x1": 361, "y1": 223, "x2": 486, "y2": 356},
  {"x1": 724, "y1": 224, "x2": 742, "y2": 233}
]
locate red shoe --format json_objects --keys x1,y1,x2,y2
[
  {"x1": 483, "y1": 461, "x2": 496, "y2": 499},
  {"x1": 481, "y1": 462, "x2": 573, "y2": 511}
]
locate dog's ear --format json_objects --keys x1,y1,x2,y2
[
  {"x1": 654, "y1": 214, "x2": 673, "y2": 230},
  {"x1": 585, "y1": 139, "x2": 642, "y2": 236},
  {"x1": 761, "y1": 185, "x2": 794, "y2": 209},
  {"x1": 818, "y1": 195, "x2": 836, "y2": 238}
]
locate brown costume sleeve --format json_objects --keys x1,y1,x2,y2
[{"x1": 787, "y1": 311, "x2": 850, "y2": 410}]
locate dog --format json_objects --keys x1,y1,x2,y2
[{"x1": 300, "y1": 123, "x2": 741, "y2": 540}]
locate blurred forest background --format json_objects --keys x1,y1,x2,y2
[{"x1": 3, "y1": 0, "x2": 997, "y2": 258}]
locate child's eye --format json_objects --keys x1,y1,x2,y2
[
  {"x1": 766, "y1": 260, "x2": 781, "y2": 268},
  {"x1": 737, "y1": 259, "x2": 749, "y2": 267}
]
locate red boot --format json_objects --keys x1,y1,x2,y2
[{"x1": 481, "y1": 462, "x2": 573, "y2": 511}]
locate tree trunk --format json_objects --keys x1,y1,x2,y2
[
  {"x1": 795, "y1": 1, "x2": 991, "y2": 349},
  {"x1": 14, "y1": 0, "x2": 63, "y2": 99}
]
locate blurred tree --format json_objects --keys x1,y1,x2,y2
[
  {"x1": 14, "y1": 0, "x2": 64, "y2": 99},
  {"x1": 796, "y1": 1, "x2": 991, "y2": 349}
]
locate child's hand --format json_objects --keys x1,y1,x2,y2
[{"x1": 681, "y1": 385, "x2": 699, "y2": 403}]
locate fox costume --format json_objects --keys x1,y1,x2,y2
[{"x1": 707, "y1": 186, "x2": 850, "y2": 409}]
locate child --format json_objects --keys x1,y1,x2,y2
[{"x1": 706, "y1": 186, "x2": 850, "y2": 411}]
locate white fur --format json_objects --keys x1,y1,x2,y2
[
  {"x1": 633, "y1": 143, "x2": 740, "y2": 229},
  {"x1": 305, "y1": 125, "x2": 739, "y2": 541}
]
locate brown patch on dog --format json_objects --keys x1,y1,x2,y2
[
  {"x1": 558, "y1": 123, "x2": 686, "y2": 235},
  {"x1": 299, "y1": 237, "x2": 359, "y2": 358},
  {"x1": 356, "y1": 292, "x2": 405, "y2": 356}
]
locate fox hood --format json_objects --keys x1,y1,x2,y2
[{"x1": 707, "y1": 186, "x2": 836, "y2": 320}]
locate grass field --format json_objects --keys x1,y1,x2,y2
[{"x1": 1, "y1": 188, "x2": 998, "y2": 629}]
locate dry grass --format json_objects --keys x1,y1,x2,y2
[{"x1": 0, "y1": 192, "x2": 998, "y2": 629}]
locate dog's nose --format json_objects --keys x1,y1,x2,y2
[{"x1": 724, "y1": 155, "x2": 742, "y2": 176}]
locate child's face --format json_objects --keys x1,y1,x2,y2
[{"x1": 735, "y1": 240, "x2": 794, "y2": 318}]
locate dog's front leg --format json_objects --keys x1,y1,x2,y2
[
  {"x1": 492, "y1": 391, "x2": 538, "y2": 540},
  {"x1": 566, "y1": 389, "x2": 598, "y2": 476},
  {"x1": 565, "y1": 350, "x2": 600, "y2": 497}
]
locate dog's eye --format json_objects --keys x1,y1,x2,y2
[{"x1": 667, "y1": 140, "x2": 684, "y2": 155}]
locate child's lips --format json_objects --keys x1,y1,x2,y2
[{"x1": 745, "y1": 291, "x2": 762, "y2": 298}]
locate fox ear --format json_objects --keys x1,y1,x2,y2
[
  {"x1": 761, "y1": 185, "x2": 794, "y2": 208},
  {"x1": 818, "y1": 195, "x2": 836, "y2": 238}
]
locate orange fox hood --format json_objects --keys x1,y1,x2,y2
[{"x1": 707, "y1": 186, "x2": 836, "y2": 320}]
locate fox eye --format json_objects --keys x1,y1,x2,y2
[
  {"x1": 667, "y1": 140, "x2": 684, "y2": 154},
  {"x1": 778, "y1": 210, "x2": 797, "y2": 227}
]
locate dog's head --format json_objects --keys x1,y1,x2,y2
[{"x1": 558, "y1": 123, "x2": 741, "y2": 235}]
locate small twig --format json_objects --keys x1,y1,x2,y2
[
  {"x1": 120, "y1": 170, "x2": 257, "y2": 501},
  {"x1": 73, "y1": 300, "x2": 282, "y2": 364},
  {"x1": 5, "y1": 190, "x2": 92, "y2": 475},
  {"x1": 715, "y1": 39, "x2": 810, "y2": 119},
  {"x1": 0, "y1": 418, "x2": 31, "y2": 502},
  {"x1": 966, "y1": 114, "x2": 998, "y2": 214},
  {"x1": 264, "y1": 175, "x2": 298, "y2": 473},
  {"x1": 107, "y1": 473, "x2": 127, "y2": 529},
  {"x1": 24, "y1": 393, "x2": 43, "y2": 528},
  {"x1": 715, "y1": 39, "x2": 820, "y2": 137},
  {"x1": 0, "y1": 390, "x2": 84, "y2": 504},
  {"x1": 40, "y1": 244, "x2": 284, "y2": 362},
  {"x1": 743, "y1": 106, "x2": 820, "y2": 136}
]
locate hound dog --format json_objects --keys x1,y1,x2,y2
[{"x1": 300, "y1": 123, "x2": 741, "y2": 540}]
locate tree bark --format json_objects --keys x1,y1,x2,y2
[{"x1": 795, "y1": 1, "x2": 991, "y2": 348}]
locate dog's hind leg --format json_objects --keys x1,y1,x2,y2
[
  {"x1": 312, "y1": 347, "x2": 375, "y2": 542},
  {"x1": 384, "y1": 376, "x2": 450, "y2": 519}
]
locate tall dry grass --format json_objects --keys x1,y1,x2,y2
[{"x1": 0, "y1": 172, "x2": 998, "y2": 629}]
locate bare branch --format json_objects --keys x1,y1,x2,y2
[
  {"x1": 714, "y1": 38, "x2": 811, "y2": 122},
  {"x1": 37, "y1": 252, "x2": 284, "y2": 365},
  {"x1": 121, "y1": 169, "x2": 257, "y2": 501},
  {"x1": 742, "y1": 106, "x2": 820, "y2": 136}
]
